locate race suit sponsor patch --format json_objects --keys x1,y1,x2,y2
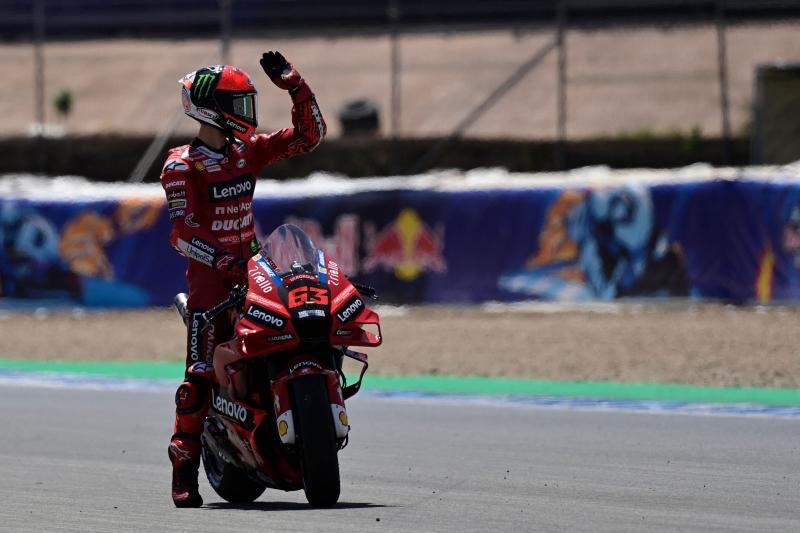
[
  {"x1": 169, "y1": 209, "x2": 186, "y2": 220},
  {"x1": 244, "y1": 304, "x2": 286, "y2": 330},
  {"x1": 169, "y1": 199, "x2": 187, "y2": 210},
  {"x1": 190, "y1": 236, "x2": 217, "y2": 257},
  {"x1": 211, "y1": 213, "x2": 253, "y2": 231},
  {"x1": 167, "y1": 189, "x2": 186, "y2": 200},
  {"x1": 163, "y1": 161, "x2": 190, "y2": 173},
  {"x1": 188, "y1": 311, "x2": 204, "y2": 361},
  {"x1": 177, "y1": 237, "x2": 215, "y2": 266},
  {"x1": 208, "y1": 174, "x2": 255, "y2": 202}
]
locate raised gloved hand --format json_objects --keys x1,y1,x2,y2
[
  {"x1": 259, "y1": 51, "x2": 303, "y2": 91},
  {"x1": 213, "y1": 254, "x2": 248, "y2": 283}
]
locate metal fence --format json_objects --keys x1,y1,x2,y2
[
  {"x1": 3, "y1": 1, "x2": 800, "y2": 176},
  {"x1": 4, "y1": 0, "x2": 800, "y2": 38}
]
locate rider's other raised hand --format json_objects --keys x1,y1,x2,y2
[{"x1": 260, "y1": 51, "x2": 303, "y2": 92}]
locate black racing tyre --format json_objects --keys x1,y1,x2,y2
[
  {"x1": 291, "y1": 374, "x2": 341, "y2": 507},
  {"x1": 201, "y1": 440, "x2": 266, "y2": 504}
]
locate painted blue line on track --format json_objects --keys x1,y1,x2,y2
[{"x1": 3, "y1": 370, "x2": 800, "y2": 419}]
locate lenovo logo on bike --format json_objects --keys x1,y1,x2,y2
[
  {"x1": 212, "y1": 390, "x2": 253, "y2": 429},
  {"x1": 244, "y1": 304, "x2": 285, "y2": 330},
  {"x1": 208, "y1": 174, "x2": 254, "y2": 202},
  {"x1": 289, "y1": 360, "x2": 323, "y2": 374},
  {"x1": 336, "y1": 296, "x2": 364, "y2": 324}
]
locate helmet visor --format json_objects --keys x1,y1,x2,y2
[
  {"x1": 232, "y1": 94, "x2": 256, "y2": 122},
  {"x1": 217, "y1": 91, "x2": 257, "y2": 126}
]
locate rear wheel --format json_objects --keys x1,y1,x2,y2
[
  {"x1": 291, "y1": 374, "x2": 341, "y2": 507},
  {"x1": 201, "y1": 437, "x2": 267, "y2": 504}
]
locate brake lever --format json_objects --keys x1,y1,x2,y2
[{"x1": 346, "y1": 277, "x2": 378, "y2": 300}]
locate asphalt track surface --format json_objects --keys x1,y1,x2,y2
[{"x1": 0, "y1": 386, "x2": 798, "y2": 532}]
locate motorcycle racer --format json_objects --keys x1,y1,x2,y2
[{"x1": 162, "y1": 51, "x2": 326, "y2": 507}]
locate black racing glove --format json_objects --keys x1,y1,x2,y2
[
  {"x1": 214, "y1": 254, "x2": 248, "y2": 283},
  {"x1": 259, "y1": 51, "x2": 303, "y2": 91}
]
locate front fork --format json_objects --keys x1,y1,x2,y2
[{"x1": 270, "y1": 362, "x2": 350, "y2": 446}]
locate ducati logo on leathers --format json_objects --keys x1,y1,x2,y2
[{"x1": 208, "y1": 174, "x2": 255, "y2": 202}]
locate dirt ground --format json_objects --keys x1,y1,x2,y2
[
  {"x1": 1, "y1": 304, "x2": 798, "y2": 388},
  {"x1": 3, "y1": 20, "x2": 800, "y2": 140}
]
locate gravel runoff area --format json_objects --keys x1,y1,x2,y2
[
  {"x1": 3, "y1": 21, "x2": 800, "y2": 139},
  {"x1": 1, "y1": 303, "x2": 798, "y2": 389}
]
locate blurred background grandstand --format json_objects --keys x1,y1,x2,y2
[{"x1": 2, "y1": 0, "x2": 800, "y2": 179}]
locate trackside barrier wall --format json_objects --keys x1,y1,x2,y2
[{"x1": 1, "y1": 176, "x2": 800, "y2": 307}]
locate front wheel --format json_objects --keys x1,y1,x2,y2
[{"x1": 291, "y1": 374, "x2": 341, "y2": 507}]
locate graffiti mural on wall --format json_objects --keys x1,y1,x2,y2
[
  {"x1": 0, "y1": 199, "x2": 161, "y2": 306},
  {"x1": 498, "y1": 185, "x2": 689, "y2": 300}
]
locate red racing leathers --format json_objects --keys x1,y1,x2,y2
[{"x1": 162, "y1": 80, "x2": 326, "y2": 499}]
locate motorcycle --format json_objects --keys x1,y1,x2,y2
[{"x1": 172, "y1": 224, "x2": 381, "y2": 507}]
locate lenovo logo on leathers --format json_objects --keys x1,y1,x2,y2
[{"x1": 208, "y1": 174, "x2": 254, "y2": 202}]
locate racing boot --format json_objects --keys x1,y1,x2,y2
[
  {"x1": 168, "y1": 437, "x2": 203, "y2": 508},
  {"x1": 168, "y1": 362, "x2": 214, "y2": 508}
]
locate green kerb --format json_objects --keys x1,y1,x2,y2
[{"x1": 1, "y1": 359, "x2": 798, "y2": 406}]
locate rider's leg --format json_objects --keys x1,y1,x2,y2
[{"x1": 169, "y1": 264, "x2": 231, "y2": 507}]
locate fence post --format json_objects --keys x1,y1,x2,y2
[
  {"x1": 556, "y1": 0, "x2": 567, "y2": 170},
  {"x1": 220, "y1": 0, "x2": 233, "y2": 64},
  {"x1": 33, "y1": 0, "x2": 46, "y2": 173},
  {"x1": 389, "y1": 1, "x2": 402, "y2": 174},
  {"x1": 716, "y1": 0, "x2": 732, "y2": 165}
]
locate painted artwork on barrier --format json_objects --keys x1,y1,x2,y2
[
  {"x1": 0, "y1": 199, "x2": 160, "y2": 307},
  {"x1": 498, "y1": 185, "x2": 690, "y2": 300},
  {"x1": 753, "y1": 183, "x2": 800, "y2": 303},
  {"x1": 5, "y1": 177, "x2": 800, "y2": 307}
]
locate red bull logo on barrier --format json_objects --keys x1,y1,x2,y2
[{"x1": 362, "y1": 208, "x2": 446, "y2": 282}]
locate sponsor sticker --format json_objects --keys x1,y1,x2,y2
[
  {"x1": 226, "y1": 119, "x2": 248, "y2": 133},
  {"x1": 298, "y1": 309, "x2": 326, "y2": 319},
  {"x1": 164, "y1": 179, "x2": 186, "y2": 189},
  {"x1": 169, "y1": 209, "x2": 186, "y2": 220},
  {"x1": 167, "y1": 189, "x2": 186, "y2": 200},
  {"x1": 168, "y1": 199, "x2": 187, "y2": 210},
  {"x1": 289, "y1": 360, "x2": 323, "y2": 373},
  {"x1": 336, "y1": 295, "x2": 364, "y2": 324},
  {"x1": 212, "y1": 389, "x2": 254, "y2": 429},
  {"x1": 268, "y1": 333, "x2": 294, "y2": 343},
  {"x1": 244, "y1": 304, "x2": 285, "y2": 330},
  {"x1": 196, "y1": 107, "x2": 219, "y2": 120}
]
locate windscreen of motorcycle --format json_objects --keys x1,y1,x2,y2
[{"x1": 260, "y1": 224, "x2": 318, "y2": 275}]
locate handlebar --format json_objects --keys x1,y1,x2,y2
[
  {"x1": 201, "y1": 284, "x2": 248, "y2": 328},
  {"x1": 348, "y1": 279, "x2": 378, "y2": 300}
]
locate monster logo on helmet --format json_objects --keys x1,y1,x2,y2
[{"x1": 179, "y1": 65, "x2": 258, "y2": 143}]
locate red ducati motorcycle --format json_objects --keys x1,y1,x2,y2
[{"x1": 173, "y1": 224, "x2": 381, "y2": 507}]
